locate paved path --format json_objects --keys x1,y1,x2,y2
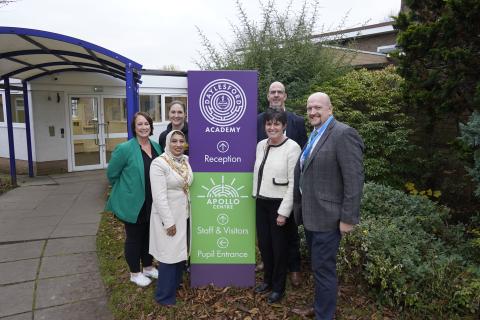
[{"x1": 0, "y1": 171, "x2": 113, "y2": 320}]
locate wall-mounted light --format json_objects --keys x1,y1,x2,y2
[{"x1": 93, "y1": 86, "x2": 103, "y2": 92}]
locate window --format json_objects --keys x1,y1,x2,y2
[
  {"x1": 83, "y1": 98, "x2": 98, "y2": 125},
  {"x1": 104, "y1": 98, "x2": 126, "y2": 121},
  {"x1": 165, "y1": 96, "x2": 188, "y2": 120},
  {"x1": 140, "y1": 95, "x2": 161, "y2": 122},
  {"x1": 138, "y1": 95, "x2": 188, "y2": 122},
  {"x1": 10, "y1": 94, "x2": 25, "y2": 123},
  {"x1": 0, "y1": 94, "x2": 4, "y2": 122},
  {"x1": 71, "y1": 98, "x2": 79, "y2": 119}
]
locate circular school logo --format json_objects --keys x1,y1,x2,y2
[{"x1": 199, "y1": 79, "x2": 247, "y2": 127}]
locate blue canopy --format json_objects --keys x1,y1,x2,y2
[{"x1": 0, "y1": 26, "x2": 143, "y2": 184}]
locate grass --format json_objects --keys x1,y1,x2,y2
[
  {"x1": 0, "y1": 173, "x2": 15, "y2": 195},
  {"x1": 97, "y1": 212, "x2": 396, "y2": 320}
]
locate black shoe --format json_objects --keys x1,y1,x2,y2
[
  {"x1": 267, "y1": 291, "x2": 283, "y2": 303},
  {"x1": 254, "y1": 283, "x2": 271, "y2": 293}
]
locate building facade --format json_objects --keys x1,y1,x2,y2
[
  {"x1": 0, "y1": 71, "x2": 187, "y2": 175},
  {"x1": 313, "y1": 21, "x2": 397, "y2": 69}
]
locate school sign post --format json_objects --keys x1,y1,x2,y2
[{"x1": 188, "y1": 71, "x2": 257, "y2": 287}]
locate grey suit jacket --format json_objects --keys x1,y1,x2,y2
[{"x1": 293, "y1": 119, "x2": 365, "y2": 232}]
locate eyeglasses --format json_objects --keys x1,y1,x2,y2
[
  {"x1": 307, "y1": 105, "x2": 327, "y2": 112},
  {"x1": 269, "y1": 90, "x2": 285, "y2": 95}
]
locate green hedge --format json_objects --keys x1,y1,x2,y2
[
  {"x1": 337, "y1": 183, "x2": 480, "y2": 318},
  {"x1": 312, "y1": 66, "x2": 416, "y2": 188}
]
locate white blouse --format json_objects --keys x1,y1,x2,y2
[{"x1": 252, "y1": 138, "x2": 301, "y2": 217}]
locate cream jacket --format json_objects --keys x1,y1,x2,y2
[
  {"x1": 149, "y1": 156, "x2": 192, "y2": 264},
  {"x1": 253, "y1": 138, "x2": 301, "y2": 217}
]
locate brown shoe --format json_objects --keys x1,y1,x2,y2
[
  {"x1": 255, "y1": 262, "x2": 264, "y2": 272},
  {"x1": 290, "y1": 271, "x2": 301, "y2": 287},
  {"x1": 291, "y1": 306, "x2": 314, "y2": 317}
]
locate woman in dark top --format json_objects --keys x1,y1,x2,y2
[
  {"x1": 159, "y1": 100, "x2": 189, "y2": 155},
  {"x1": 105, "y1": 111, "x2": 163, "y2": 287}
]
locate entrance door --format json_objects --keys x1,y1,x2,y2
[
  {"x1": 103, "y1": 97, "x2": 128, "y2": 164},
  {"x1": 69, "y1": 96, "x2": 127, "y2": 171}
]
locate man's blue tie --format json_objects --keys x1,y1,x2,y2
[
  {"x1": 302, "y1": 129, "x2": 318, "y2": 161},
  {"x1": 300, "y1": 115, "x2": 334, "y2": 171}
]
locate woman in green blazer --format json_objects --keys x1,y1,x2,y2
[{"x1": 105, "y1": 111, "x2": 163, "y2": 287}]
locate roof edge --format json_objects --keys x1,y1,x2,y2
[{"x1": 0, "y1": 26, "x2": 142, "y2": 69}]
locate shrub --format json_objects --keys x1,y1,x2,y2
[
  {"x1": 312, "y1": 66, "x2": 416, "y2": 188},
  {"x1": 337, "y1": 182, "x2": 480, "y2": 318},
  {"x1": 459, "y1": 111, "x2": 480, "y2": 198},
  {"x1": 0, "y1": 174, "x2": 14, "y2": 195},
  {"x1": 196, "y1": 0, "x2": 351, "y2": 112}
]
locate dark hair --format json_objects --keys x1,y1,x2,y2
[
  {"x1": 170, "y1": 130, "x2": 185, "y2": 139},
  {"x1": 131, "y1": 111, "x2": 154, "y2": 137},
  {"x1": 168, "y1": 100, "x2": 186, "y2": 113},
  {"x1": 263, "y1": 108, "x2": 287, "y2": 126}
]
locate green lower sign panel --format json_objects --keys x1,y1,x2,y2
[{"x1": 190, "y1": 172, "x2": 255, "y2": 264}]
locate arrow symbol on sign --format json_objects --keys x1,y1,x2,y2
[
  {"x1": 217, "y1": 237, "x2": 229, "y2": 249},
  {"x1": 217, "y1": 213, "x2": 229, "y2": 225},
  {"x1": 216, "y1": 140, "x2": 230, "y2": 153}
]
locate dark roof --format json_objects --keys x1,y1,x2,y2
[
  {"x1": 312, "y1": 21, "x2": 395, "y2": 41},
  {"x1": 141, "y1": 69, "x2": 187, "y2": 77}
]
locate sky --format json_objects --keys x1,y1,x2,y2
[{"x1": 0, "y1": 0, "x2": 400, "y2": 70}]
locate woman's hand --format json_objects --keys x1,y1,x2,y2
[
  {"x1": 276, "y1": 215, "x2": 286, "y2": 226},
  {"x1": 166, "y1": 225, "x2": 177, "y2": 236}
]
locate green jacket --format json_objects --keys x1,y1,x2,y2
[{"x1": 105, "y1": 138, "x2": 162, "y2": 223}]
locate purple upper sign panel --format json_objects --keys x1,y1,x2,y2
[{"x1": 188, "y1": 71, "x2": 258, "y2": 172}]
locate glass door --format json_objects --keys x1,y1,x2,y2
[
  {"x1": 69, "y1": 96, "x2": 128, "y2": 171},
  {"x1": 103, "y1": 97, "x2": 128, "y2": 164},
  {"x1": 70, "y1": 96, "x2": 103, "y2": 170}
]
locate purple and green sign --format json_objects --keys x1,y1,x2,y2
[{"x1": 188, "y1": 71, "x2": 257, "y2": 287}]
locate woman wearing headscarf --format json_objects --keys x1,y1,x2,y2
[
  {"x1": 106, "y1": 112, "x2": 162, "y2": 287},
  {"x1": 149, "y1": 130, "x2": 193, "y2": 305}
]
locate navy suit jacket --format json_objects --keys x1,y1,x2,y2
[{"x1": 257, "y1": 110, "x2": 307, "y2": 148}]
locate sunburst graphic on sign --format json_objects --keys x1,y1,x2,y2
[{"x1": 197, "y1": 176, "x2": 249, "y2": 199}]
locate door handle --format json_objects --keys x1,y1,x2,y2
[
  {"x1": 94, "y1": 123, "x2": 99, "y2": 146},
  {"x1": 97, "y1": 122, "x2": 108, "y2": 148}
]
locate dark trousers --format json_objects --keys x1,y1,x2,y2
[
  {"x1": 287, "y1": 224, "x2": 301, "y2": 272},
  {"x1": 155, "y1": 261, "x2": 185, "y2": 305},
  {"x1": 306, "y1": 228, "x2": 341, "y2": 320},
  {"x1": 256, "y1": 198, "x2": 295, "y2": 293},
  {"x1": 124, "y1": 222, "x2": 153, "y2": 273}
]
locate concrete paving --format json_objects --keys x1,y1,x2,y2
[{"x1": 0, "y1": 171, "x2": 113, "y2": 320}]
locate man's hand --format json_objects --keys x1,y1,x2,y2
[
  {"x1": 276, "y1": 214, "x2": 286, "y2": 226},
  {"x1": 166, "y1": 225, "x2": 177, "y2": 237},
  {"x1": 339, "y1": 221, "x2": 354, "y2": 235}
]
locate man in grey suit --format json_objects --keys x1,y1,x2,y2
[{"x1": 293, "y1": 92, "x2": 364, "y2": 319}]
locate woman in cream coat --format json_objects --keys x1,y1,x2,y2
[
  {"x1": 252, "y1": 109, "x2": 301, "y2": 304},
  {"x1": 149, "y1": 130, "x2": 193, "y2": 305}
]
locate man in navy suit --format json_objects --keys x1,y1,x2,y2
[
  {"x1": 257, "y1": 82, "x2": 307, "y2": 147},
  {"x1": 256, "y1": 81, "x2": 307, "y2": 287}
]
